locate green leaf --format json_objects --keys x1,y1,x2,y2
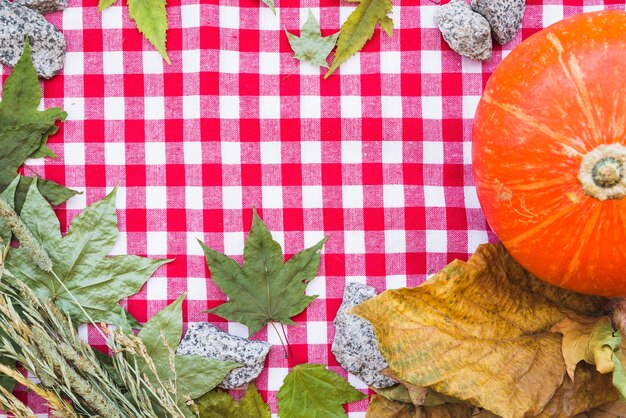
[
  {"x1": 325, "y1": 0, "x2": 393, "y2": 78},
  {"x1": 98, "y1": 0, "x2": 118, "y2": 11},
  {"x1": 5, "y1": 183, "x2": 169, "y2": 327},
  {"x1": 196, "y1": 382, "x2": 270, "y2": 418},
  {"x1": 135, "y1": 294, "x2": 241, "y2": 417},
  {"x1": 200, "y1": 208, "x2": 327, "y2": 335},
  {"x1": 277, "y1": 363, "x2": 366, "y2": 417},
  {"x1": 127, "y1": 0, "x2": 170, "y2": 63},
  {"x1": 0, "y1": 176, "x2": 20, "y2": 245},
  {"x1": 15, "y1": 175, "x2": 81, "y2": 213},
  {"x1": 0, "y1": 41, "x2": 77, "y2": 207},
  {"x1": 286, "y1": 10, "x2": 339, "y2": 68}
]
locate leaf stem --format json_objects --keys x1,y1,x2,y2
[{"x1": 270, "y1": 322, "x2": 289, "y2": 359}]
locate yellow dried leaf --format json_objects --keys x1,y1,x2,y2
[
  {"x1": 574, "y1": 400, "x2": 626, "y2": 417},
  {"x1": 352, "y1": 244, "x2": 615, "y2": 418},
  {"x1": 366, "y1": 394, "x2": 475, "y2": 418}
]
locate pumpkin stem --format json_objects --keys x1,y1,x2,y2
[{"x1": 578, "y1": 144, "x2": 626, "y2": 200}]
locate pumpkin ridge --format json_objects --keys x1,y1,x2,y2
[{"x1": 503, "y1": 204, "x2": 578, "y2": 249}]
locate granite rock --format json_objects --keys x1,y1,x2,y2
[
  {"x1": 14, "y1": 0, "x2": 67, "y2": 15},
  {"x1": 472, "y1": 0, "x2": 525, "y2": 45},
  {"x1": 176, "y1": 323, "x2": 271, "y2": 389},
  {"x1": 0, "y1": 1, "x2": 65, "y2": 78},
  {"x1": 434, "y1": 0, "x2": 492, "y2": 61},
  {"x1": 332, "y1": 282, "x2": 396, "y2": 389}
]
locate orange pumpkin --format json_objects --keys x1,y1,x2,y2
[{"x1": 473, "y1": 11, "x2": 626, "y2": 297}]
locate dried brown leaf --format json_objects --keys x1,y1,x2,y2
[{"x1": 574, "y1": 400, "x2": 626, "y2": 417}]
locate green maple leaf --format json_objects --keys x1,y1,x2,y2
[
  {"x1": 196, "y1": 382, "x2": 271, "y2": 418},
  {"x1": 277, "y1": 363, "x2": 367, "y2": 417},
  {"x1": 0, "y1": 41, "x2": 79, "y2": 209},
  {"x1": 5, "y1": 181, "x2": 169, "y2": 328},
  {"x1": 98, "y1": 0, "x2": 169, "y2": 64},
  {"x1": 286, "y1": 10, "x2": 339, "y2": 68},
  {"x1": 325, "y1": 0, "x2": 393, "y2": 78},
  {"x1": 199, "y1": 209, "x2": 327, "y2": 336},
  {"x1": 134, "y1": 293, "x2": 241, "y2": 417}
]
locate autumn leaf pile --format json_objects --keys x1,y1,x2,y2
[{"x1": 352, "y1": 244, "x2": 626, "y2": 417}]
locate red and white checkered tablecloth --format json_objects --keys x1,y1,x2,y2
[{"x1": 6, "y1": 0, "x2": 625, "y2": 415}]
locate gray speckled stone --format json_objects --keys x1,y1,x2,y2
[
  {"x1": 14, "y1": 0, "x2": 67, "y2": 15},
  {"x1": 176, "y1": 323, "x2": 271, "y2": 389},
  {"x1": 332, "y1": 282, "x2": 396, "y2": 389},
  {"x1": 472, "y1": 0, "x2": 524, "y2": 45},
  {"x1": 434, "y1": 0, "x2": 492, "y2": 61},
  {"x1": 0, "y1": 1, "x2": 65, "y2": 79}
]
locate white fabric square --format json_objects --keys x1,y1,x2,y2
[
  {"x1": 338, "y1": 53, "x2": 360, "y2": 75},
  {"x1": 464, "y1": 186, "x2": 481, "y2": 209},
  {"x1": 301, "y1": 141, "x2": 321, "y2": 164},
  {"x1": 144, "y1": 96, "x2": 165, "y2": 120},
  {"x1": 223, "y1": 231, "x2": 244, "y2": 255},
  {"x1": 302, "y1": 185, "x2": 323, "y2": 208},
  {"x1": 146, "y1": 276, "x2": 168, "y2": 299},
  {"x1": 220, "y1": 50, "x2": 240, "y2": 73},
  {"x1": 108, "y1": 185, "x2": 126, "y2": 209},
  {"x1": 420, "y1": 5, "x2": 438, "y2": 28},
  {"x1": 382, "y1": 141, "x2": 402, "y2": 163},
  {"x1": 262, "y1": 186, "x2": 283, "y2": 208},
  {"x1": 104, "y1": 142, "x2": 125, "y2": 165},
  {"x1": 221, "y1": 142, "x2": 241, "y2": 164},
  {"x1": 307, "y1": 321, "x2": 328, "y2": 344},
  {"x1": 422, "y1": 96, "x2": 442, "y2": 119},
  {"x1": 383, "y1": 184, "x2": 404, "y2": 207},
  {"x1": 222, "y1": 186, "x2": 242, "y2": 209},
  {"x1": 380, "y1": 51, "x2": 401, "y2": 74},
  {"x1": 103, "y1": 51, "x2": 124, "y2": 74},
  {"x1": 145, "y1": 186, "x2": 167, "y2": 209},
  {"x1": 187, "y1": 277, "x2": 208, "y2": 301},
  {"x1": 182, "y1": 49, "x2": 201, "y2": 73},
  {"x1": 100, "y1": 6, "x2": 122, "y2": 29},
  {"x1": 183, "y1": 95, "x2": 201, "y2": 119},
  {"x1": 268, "y1": 368, "x2": 289, "y2": 391},
  {"x1": 63, "y1": 143, "x2": 85, "y2": 165},
  {"x1": 109, "y1": 230, "x2": 127, "y2": 255},
  {"x1": 348, "y1": 374, "x2": 368, "y2": 391},
  {"x1": 382, "y1": 96, "x2": 402, "y2": 118},
  {"x1": 219, "y1": 6, "x2": 240, "y2": 29},
  {"x1": 259, "y1": 6, "x2": 280, "y2": 30},
  {"x1": 186, "y1": 233, "x2": 204, "y2": 256},
  {"x1": 342, "y1": 185, "x2": 363, "y2": 208},
  {"x1": 344, "y1": 230, "x2": 365, "y2": 254},
  {"x1": 259, "y1": 96, "x2": 281, "y2": 119},
  {"x1": 463, "y1": 95, "x2": 481, "y2": 119},
  {"x1": 341, "y1": 96, "x2": 362, "y2": 118},
  {"x1": 142, "y1": 51, "x2": 163, "y2": 75},
  {"x1": 300, "y1": 96, "x2": 321, "y2": 119},
  {"x1": 228, "y1": 322, "x2": 249, "y2": 339},
  {"x1": 426, "y1": 230, "x2": 447, "y2": 253},
  {"x1": 180, "y1": 4, "x2": 200, "y2": 28},
  {"x1": 64, "y1": 98, "x2": 84, "y2": 121},
  {"x1": 386, "y1": 275, "x2": 407, "y2": 290},
  {"x1": 259, "y1": 52, "x2": 280, "y2": 75},
  {"x1": 463, "y1": 141, "x2": 472, "y2": 165},
  {"x1": 341, "y1": 141, "x2": 362, "y2": 164},
  {"x1": 423, "y1": 141, "x2": 444, "y2": 164},
  {"x1": 424, "y1": 186, "x2": 446, "y2": 207},
  {"x1": 421, "y1": 50, "x2": 442, "y2": 74},
  {"x1": 144, "y1": 142, "x2": 166, "y2": 165},
  {"x1": 468, "y1": 230, "x2": 489, "y2": 253},
  {"x1": 304, "y1": 231, "x2": 325, "y2": 248},
  {"x1": 146, "y1": 232, "x2": 168, "y2": 255},
  {"x1": 305, "y1": 270, "x2": 326, "y2": 296},
  {"x1": 64, "y1": 190, "x2": 86, "y2": 210},
  {"x1": 184, "y1": 142, "x2": 203, "y2": 164},
  {"x1": 385, "y1": 230, "x2": 406, "y2": 253},
  {"x1": 461, "y1": 56, "x2": 483, "y2": 73},
  {"x1": 63, "y1": 52, "x2": 83, "y2": 75},
  {"x1": 185, "y1": 186, "x2": 204, "y2": 210},
  {"x1": 543, "y1": 5, "x2": 563, "y2": 27},
  {"x1": 220, "y1": 96, "x2": 240, "y2": 119},
  {"x1": 62, "y1": 7, "x2": 82, "y2": 29},
  {"x1": 261, "y1": 141, "x2": 281, "y2": 164}
]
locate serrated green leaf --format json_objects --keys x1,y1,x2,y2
[
  {"x1": 200, "y1": 208, "x2": 326, "y2": 335},
  {"x1": 15, "y1": 175, "x2": 81, "y2": 213},
  {"x1": 98, "y1": 0, "x2": 118, "y2": 11},
  {"x1": 5, "y1": 183, "x2": 169, "y2": 327},
  {"x1": 0, "y1": 176, "x2": 20, "y2": 245},
  {"x1": 277, "y1": 363, "x2": 366, "y2": 417},
  {"x1": 196, "y1": 382, "x2": 270, "y2": 418},
  {"x1": 134, "y1": 294, "x2": 241, "y2": 417},
  {"x1": 127, "y1": 0, "x2": 170, "y2": 63},
  {"x1": 286, "y1": 10, "x2": 339, "y2": 68},
  {"x1": 325, "y1": 0, "x2": 393, "y2": 78}
]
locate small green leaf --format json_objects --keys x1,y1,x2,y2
[
  {"x1": 286, "y1": 10, "x2": 339, "y2": 68},
  {"x1": 277, "y1": 363, "x2": 366, "y2": 417},
  {"x1": 196, "y1": 383, "x2": 270, "y2": 418},
  {"x1": 201, "y1": 208, "x2": 326, "y2": 335},
  {"x1": 127, "y1": 0, "x2": 170, "y2": 63},
  {"x1": 325, "y1": 0, "x2": 393, "y2": 78},
  {"x1": 0, "y1": 176, "x2": 20, "y2": 245},
  {"x1": 98, "y1": 0, "x2": 118, "y2": 11}
]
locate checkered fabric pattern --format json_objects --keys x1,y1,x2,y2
[{"x1": 4, "y1": 0, "x2": 623, "y2": 416}]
